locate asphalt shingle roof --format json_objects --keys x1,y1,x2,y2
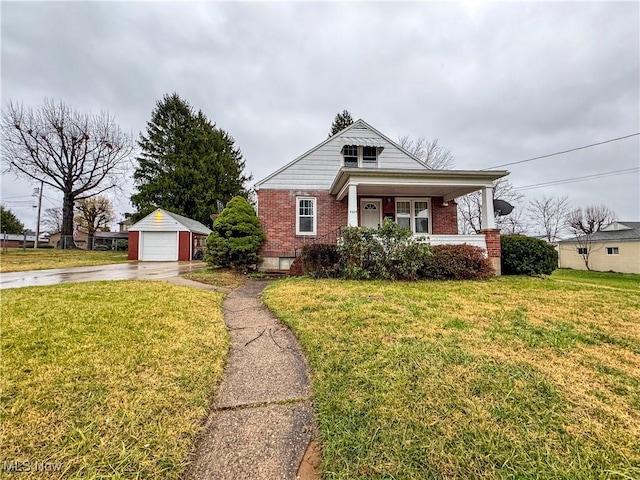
[
  {"x1": 560, "y1": 222, "x2": 640, "y2": 242},
  {"x1": 163, "y1": 210, "x2": 212, "y2": 235}
]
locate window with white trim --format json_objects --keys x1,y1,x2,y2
[
  {"x1": 577, "y1": 247, "x2": 587, "y2": 255},
  {"x1": 362, "y1": 146, "x2": 378, "y2": 166},
  {"x1": 395, "y1": 199, "x2": 431, "y2": 234},
  {"x1": 343, "y1": 145, "x2": 358, "y2": 167},
  {"x1": 296, "y1": 197, "x2": 317, "y2": 235},
  {"x1": 606, "y1": 247, "x2": 619, "y2": 255}
]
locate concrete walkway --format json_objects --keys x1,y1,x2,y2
[{"x1": 184, "y1": 280, "x2": 319, "y2": 480}]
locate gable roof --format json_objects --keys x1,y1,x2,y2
[
  {"x1": 129, "y1": 208, "x2": 212, "y2": 235},
  {"x1": 560, "y1": 221, "x2": 640, "y2": 243},
  {"x1": 254, "y1": 119, "x2": 428, "y2": 188}
]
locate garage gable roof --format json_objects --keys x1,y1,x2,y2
[{"x1": 129, "y1": 208, "x2": 212, "y2": 235}]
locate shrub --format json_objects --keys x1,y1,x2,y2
[
  {"x1": 501, "y1": 235, "x2": 558, "y2": 276},
  {"x1": 301, "y1": 243, "x2": 340, "y2": 277},
  {"x1": 337, "y1": 219, "x2": 431, "y2": 280},
  {"x1": 420, "y1": 244, "x2": 494, "y2": 280},
  {"x1": 205, "y1": 196, "x2": 265, "y2": 271},
  {"x1": 115, "y1": 239, "x2": 128, "y2": 251}
]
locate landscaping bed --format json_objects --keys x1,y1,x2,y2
[
  {"x1": 263, "y1": 271, "x2": 640, "y2": 479},
  {"x1": 0, "y1": 249, "x2": 129, "y2": 273},
  {"x1": 1, "y1": 281, "x2": 228, "y2": 479}
]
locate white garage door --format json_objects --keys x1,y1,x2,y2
[{"x1": 140, "y1": 231, "x2": 178, "y2": 261}]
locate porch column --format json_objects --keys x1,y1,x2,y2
[
  {"x1": 347, "y1": 183, "x2": 358, "y2": 226},
  {"x1": 481, "y1": 186, "x2": 495, "y2": 229}
]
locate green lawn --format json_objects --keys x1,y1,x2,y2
[
  {"x1": 0, "y1": 249, "x2": 129, "y2": 273},
  {"x1": 552, "y1": 268, "x2": 640, "y2": 290},
  {"x1": 1, "y1": 281, "x2": 228, "y2": 479},
  {"x1": 263, "y1": 272, "x2": 640, "y2": 479}
]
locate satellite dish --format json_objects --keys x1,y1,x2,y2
[{"x1": 493, "y1": 199, "x2": 514, "y2": 216}]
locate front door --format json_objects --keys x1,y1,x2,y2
[{"x1": 361, "y1": 199, "x2": 382, "y2": 229}]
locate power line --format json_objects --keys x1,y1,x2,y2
[
  {"x1": 483, "y1": 133, "x2": 640, "y2": 170},
  {"x1": 514, "y1": 167, "x2": 639, "y2": 192}
]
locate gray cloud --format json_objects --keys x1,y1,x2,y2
[{"x1": 2, "y1": 1, "x2": 638, "y2": 230}]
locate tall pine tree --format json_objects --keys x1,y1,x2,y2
[
  {"x1": 328, "y1": 110, "x2": 354, "y2": 136},
  {"x1": 131, "y1": 94, "x2": 250, "y2": 226}
]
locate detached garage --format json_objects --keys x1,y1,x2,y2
[{"x1": 128, "y1": 209, "x2": 212, "y2": 261}]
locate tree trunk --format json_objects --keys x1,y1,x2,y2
[{"x1": 61, "y1": 194, "x2": 76, "y2": 249}]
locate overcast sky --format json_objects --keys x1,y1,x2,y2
[{"x1": 2, "y1": 1, "x2": 639, "y2": 233}]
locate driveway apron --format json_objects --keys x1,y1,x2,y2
[{"x1": 185, "y1": 280, "x2": 317, "y2": 480}]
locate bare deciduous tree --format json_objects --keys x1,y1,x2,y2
[
  {"x1": 398, "y1": 136, "x2": 454, "y2": 169},
  {"x1": 457, "y1": 178, "x2": 525, "y2": 234},
  {"x1": 42, "y1": 207, "x2": 63, "y2": 234},
  {"x1": 526, "y1": 195, "x2": 570, "y2": 242},
  {"x1": 74, "y1": 195, "x2": 115, "y2": 237},
  {"x1": 2, "y1": 100, "x2": 133, "y2": 246},
  {"x1": 565, "y1": 205, "x2": 618, "y2": 270}
]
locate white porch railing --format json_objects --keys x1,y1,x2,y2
[{"x1": 414, "y1": 234, "x2": 487, "y2": 250}]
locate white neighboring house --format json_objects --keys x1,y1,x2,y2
[{"x1": 558, "y1": 221, "x2": 640, "y2": 274}]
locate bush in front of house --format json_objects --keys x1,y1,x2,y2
[
  {"x1": 301, "y1": 243, "x2": 340, "y2": 278},
  {"x1": 501, "y1": 235, "x2": 558, "y2": 276},
  {"x1": 205, "y1": 196, "x2": 265, "y2": 271},
  {"x1": 338, "y1": 219, "x2": 431, "y2": 280},
  {"x1": 420, "y1": 244, "x2": 494, "y2": 280}
]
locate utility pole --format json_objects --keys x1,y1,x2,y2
[{"x1": 34, "y1": 180, "x2": 44, "y2": 249}]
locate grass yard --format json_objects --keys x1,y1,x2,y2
[
  {"x1": 263, "y1": 272, "x2": 640, "y2": 479},
  {"x1": 552, "y1": 268, "x2": 640, "y2": 291},
  {"x1": 183, "y1": 267, "x2": 246, "y2": 289},
  {"x1": 1, "y1": 281, "x2": 228, "y2": 479},
  {"x1": 0, "y1": 249, "x2": 129, "y2": 273}
]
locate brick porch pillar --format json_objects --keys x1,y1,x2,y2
[{"x1": 481, "y1": 228, "x2": 501, "y2": 276}]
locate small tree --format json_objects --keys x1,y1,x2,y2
[
  {"x1": 205, "y1": 196, "x2": 265, "y2": 271},
  {"x1": 75, "y1": 195, "x2": 116, "y2": 241},
  {"x1": 526, "y1": 196, "x2": 570, "y2": 242},
  {"x1": 328, "y1": 110, "x2": 354, "y2": 136},
  {"x1": 0, "y1": 205, "x2": 25, "y2": 234},
  {"x1": 458, "y1": 178, "x2": 524, "y2": 234},
  {"x1": 42, "y1": 207, "x2": 63, "y2": 234},
  {"x1": 566, "y1": 205, "x2": 617, "y2": 270}
]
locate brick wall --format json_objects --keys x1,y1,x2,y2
[
  {"x1": 127, "y1": 231, "x2": 139, "y2": 260},
  {"x1": 481, "y1": 228, "x2": 501, "y2": 275},
  {"x1": 257, "y1": 189, "x2": 348, "y2": 258},
  {"x1": 258, "y1": 190, "x2": 461, "y2": 259},
  {"x1": 431, "y1": 197, "x2": 459, "y2": 234}
]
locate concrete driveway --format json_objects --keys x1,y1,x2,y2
[{"x1": 0, "y1": 261, "x2": 206, "y2": 290}]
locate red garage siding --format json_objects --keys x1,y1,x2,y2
[
  {"x1": 128, "y1": 231, "x2": 139, "y2": 260},
  {"x1": 178, "y1": 231, "x2": 191, "y2": 261}
]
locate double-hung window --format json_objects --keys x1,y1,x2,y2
[
  {"x1": 362, "y1": 146, "x2": 378, "y2": 166},
  {"x1": 395, "y1": 199, "x2": 430, "y2": 234},
  {"x1": 343, "y1": 145, "x2": 358, "y2": 167},
  {"x1": 296, "y1": 197, "x2": 317, "y2": 235}
]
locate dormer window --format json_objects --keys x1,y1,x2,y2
[
  {"x1": 362, "y1": 146, "x2": 378, "y2": 166},
  {"x1": 343, "y1": 145, "x2": 358, "y2": 167}
]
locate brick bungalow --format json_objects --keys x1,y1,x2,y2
[{"x1": 254, "y1": 119, "x2": 508, "y2": 274}]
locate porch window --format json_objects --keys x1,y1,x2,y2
[
  {"x1": 343, "y1": 145, "x2": 358, "y2": 167},
  {"x1": 396, "y1": 201, "x2": 411, "y2": 229},
  {"x1": 296, "y1": 197, "x2": 316, "y2": 235},
  {"x1": 362, "y1": 146, "x2": 378, "y2": 166},
  {"x1": 395, "y1": 199, "x2": 431, "y2": 234}
]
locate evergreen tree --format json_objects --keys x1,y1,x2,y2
[
  {"x1": 131, "y1": 93, "x2": 250, "y2": 226},
  {"x1": 205, "y1": 196, "x2": 265, "y2": 271},
  {"x1": 328, "y1": 110, "x2": 354, "y2": 136},
  {"x1": 0, "y1": 205, "x2": 25, "y2": 234}
]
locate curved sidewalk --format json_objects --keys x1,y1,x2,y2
[{"x1": 185, "y1": 280, "x2": 318, "y2": 479}]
